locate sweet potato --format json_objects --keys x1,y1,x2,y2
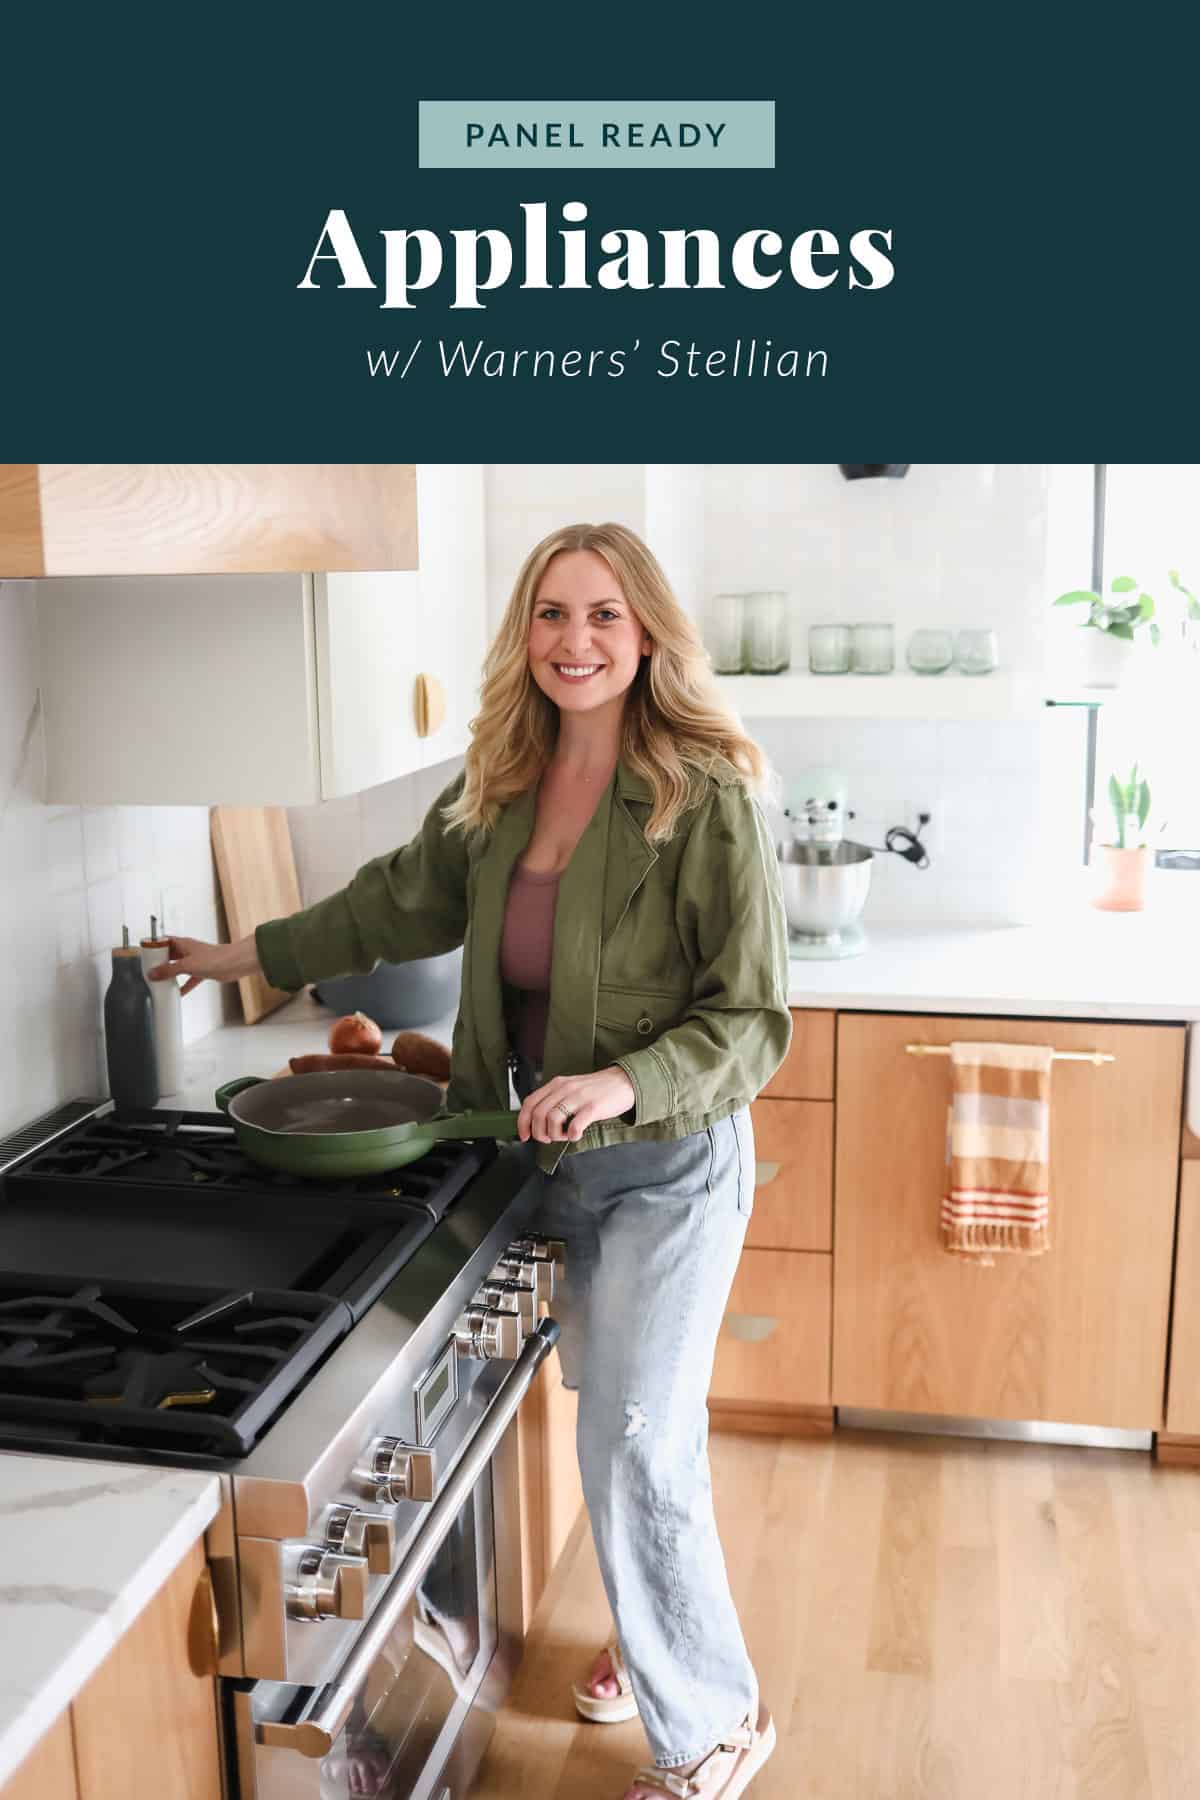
[
  {"x1": 288, "y1": 1053, "x2": 399, "y2": 1075},
  {"x1": 390, "y1": 1031, "x2": 452, "y2": 1083}
]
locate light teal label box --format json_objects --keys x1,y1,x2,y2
[{"x1": 418, "y1": 101, "x2": 775, "y2": 169}]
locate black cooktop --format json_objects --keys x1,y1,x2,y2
[
  {"x1": 0, "y1": 1105, "x2": 500, "y2": 1459},
  {"x1": 1, "y1": 1108, "x2": 495, "y2": 1317}
]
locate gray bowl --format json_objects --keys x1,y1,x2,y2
[
  {"x1": 777, "y1": 840, "x2": 873, "y2": 941},
  {"x1": 312, "y1": 948, "x2": 463, "y2": 1029}
]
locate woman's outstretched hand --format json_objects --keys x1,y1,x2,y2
[
  {"x1": 147, "y1": 932, "x2": 262, "y2": 997},
  {"x1": 518, "y1": 1066, "x2": 637, "y2": 1144}
]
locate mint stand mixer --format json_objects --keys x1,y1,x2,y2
[{"x1": 778, "y1": 767, "x2": 931, "y2": 959}]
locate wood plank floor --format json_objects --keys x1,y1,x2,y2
[{"x1": 471, "y1": 1427, "x2": 1200, "y2": 1799}]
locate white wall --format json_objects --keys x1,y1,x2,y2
[
  {"x1": 286, "y1": 756, "x2": 465, "y2": 907},
  {"x1": 483, "y1": 465, "x2": 645, "y2": 632},
  {"x1": 696, "y1": 464, "x2": 1094, "y2": 926},
  {"x1": 0, "y1": 580, "x2": 225, "y2": 1137}
]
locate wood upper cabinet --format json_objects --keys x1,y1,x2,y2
[
  {"x1": 1, "y1": 464, "x2": 417, "y2": 576},
  {"x1": 33, "y1": 465, "x2": 484, "y2": 805},
  {"x1": 832, "y1": 1013, "x2": 1186, "y2": 1431},
  {"x1": 0, "y1": 1539, "x2": 220, "y2": 1800}
]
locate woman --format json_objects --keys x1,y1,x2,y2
[{"x1": 155, "y1": 522, "x2": 791, "y2": 1800}]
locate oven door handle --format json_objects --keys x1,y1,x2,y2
[{"x1": 256, "y1": 1317, "x2": 560, "y2": 1759}]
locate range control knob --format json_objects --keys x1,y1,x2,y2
[
  {"x1": 473, "y1": 1278, "x2": 537, "y2": 1331},
  {"x1": 325, "y1": 1504, "x2": 396, "y2": 1575},
  {"x1": 290, "y1": 1548, "x2": 369, "y2": 1622},
  {"x1": 368, "y1": 1439, "x2": 437, "y2": 1506},
  {"x1": 455, "y1": 1305, "x2": 523, "y2": 1362},
  {"x1": 493, "y1": 1253, "x2": 555, "y2": 1304},
  {"x1": 509, "y1": 1234, "x2": 567, "y2": 1274}
]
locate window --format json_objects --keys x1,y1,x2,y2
[{"x1": 1092, "y1": 464, "x2": 1200, "y2": 858}]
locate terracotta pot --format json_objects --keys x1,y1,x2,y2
[{"x1": 1090, "y1": 844, "x2": 1152, "y2": 911}]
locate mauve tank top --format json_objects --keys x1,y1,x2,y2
[{"x1": 500, "y1": 862, "x2": 561, "y2": 1066}]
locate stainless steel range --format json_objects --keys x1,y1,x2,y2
[{"x1": 0, "y1": 1100, "x2": 561, "y2": 1800}]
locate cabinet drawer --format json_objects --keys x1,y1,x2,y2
[
  {"x1": 760, "y1": 1009, "x2": 835, "y2": 1100},
  {"x1": 1167, "y1": 1164, "x2": 1200, "y2": 1435},
  {"x1": 746, "y1": 1100, "x2": 833, "y2": 1251},
  {"x1": 710, "y1": 1249, "x2": 831, "y2": 1407}
]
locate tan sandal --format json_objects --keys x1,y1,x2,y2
[
  {"x1": 572, "y1": 1639, "x2": 640, "y2": 1723},
  {"x1": 625, "y1": 1702, "x2": 776, "y2": 1797}
]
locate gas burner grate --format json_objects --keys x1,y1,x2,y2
[
  {"x1": 8, "y1": 1108, "x2": 496, "y2": 1217},
  {"x1": 0, "y1": 1277, "x2": 352, "y2": 1455}
]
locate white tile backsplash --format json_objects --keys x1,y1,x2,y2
[
  {"x1": 0, "y1": 580, "x2": 225, "y2": 1135},
  {"x1": 288, "y1": 755, "x2": 467, "y2": 901}
]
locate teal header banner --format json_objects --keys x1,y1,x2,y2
[{"x1": 418, "y1": 100, "x2": 775, "y2": 169}]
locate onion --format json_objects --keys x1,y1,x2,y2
[{"x1": 328, "y1": 1011, "x2": 383, "y2": 1055}]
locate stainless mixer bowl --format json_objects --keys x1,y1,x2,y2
[{"x1": 777, "y1": 839, "x2": 873, "y2": 940}]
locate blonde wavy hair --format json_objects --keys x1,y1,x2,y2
[{"x1": 443, "y1": 521, "x2": 773, "y2": 842}]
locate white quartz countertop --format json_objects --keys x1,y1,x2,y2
[
  {"x1": 168, "y1": 990, "x2": 460, "y2": 1113},
  {"x1": 785, "y1": 905, "x2": 1199, "y2": 1022},
  {"x1": 0, "y1": 1458, "x2": 222, "y2": 1785},
  {"x1": 165, "y1": 898, "x2": 1199, "y2": 1123}
]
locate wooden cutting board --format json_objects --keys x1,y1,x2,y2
[{"x1": 210, "y1": 806, "x2": 303, "y2": 1023}]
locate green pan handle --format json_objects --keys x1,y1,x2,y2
[
  {"x1": 215, "y1": 1076, "x2": 266, "y2": 1113},
  {"x1": 431, "y1": 1109, "x2": 522, "y2": 1142}
]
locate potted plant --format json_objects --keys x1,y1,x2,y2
[
  {"x1": 1090, "y1": 763, "x2": 1156, "y2": 911},
  {"x1": 1053, "y1": 574, "x2": 1161, "y2": 688}
]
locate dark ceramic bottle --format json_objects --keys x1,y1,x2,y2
[{"x1": 104, "y1": 928, "x2": 159, "y2": 1112}]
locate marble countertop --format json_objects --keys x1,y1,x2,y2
[{"x1": 0, "y1": 1459, "x2": 222, "y2": 1786}]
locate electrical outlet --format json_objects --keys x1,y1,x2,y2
[{"x1": 904, "y1": 800, "x2": 943, "y2": 863}]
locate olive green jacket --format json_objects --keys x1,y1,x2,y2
[{"x1": 256, "y1": 761, "x2": 792, "y2": 1174}]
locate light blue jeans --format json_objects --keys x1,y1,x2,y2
[{"x1": 513, "y1": 1056, "x2": 758, "y2": 1769}]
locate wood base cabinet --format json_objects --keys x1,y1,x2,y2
[
  {"x1": 832, "y1": 1013, "x2": 1185, "y2": 1431},
  {"x1": 516, "y1": 1349, "x2": 585, "y2": 1629},
  {"x1": 709, "y1": 1246, "x2": 832, "y2": 1432},
  {"x1": 1165, "y1": 1163, "x2": 1200, "y2": 1438},
  {"x1": 0, "y1": 1539, "x2": 220, "y2": 1800}
]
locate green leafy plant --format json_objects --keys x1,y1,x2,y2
[
  {"x1": 1106, "y1": 764, "x2": 1151, "y2": 849},
  {"x1": 1053, "y1": 575, "x2": 1160, "y2": 644},
  {"x1": 1168, "y1": 569, "x2": 1200, "y2": 624}
]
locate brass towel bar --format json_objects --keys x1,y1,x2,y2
[{"x1": 905, "y1": 1044, "x2": 1115, "y2": 1066}]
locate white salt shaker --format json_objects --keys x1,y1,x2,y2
[{"x1": 139, "y1": 916, "x2": 183, "y2": 1098}]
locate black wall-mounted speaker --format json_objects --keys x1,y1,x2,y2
[{"x1": 838, "y1": 464, "x2": 911, "y2": 480}]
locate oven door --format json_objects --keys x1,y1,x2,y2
[{"x1": 232, "y1": 1322, "x2": 557, "y2": 1800}]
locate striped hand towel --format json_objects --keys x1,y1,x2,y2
[{"x1": 942, "y1": 1042, "x2": 1054, "y2": 1265}]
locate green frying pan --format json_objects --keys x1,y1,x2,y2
[{"x1": 215, "y1": 1069, "x2": 520, "y2": 1178}]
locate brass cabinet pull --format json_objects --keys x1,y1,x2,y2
[
  {"x1": 187, "y1": 1566, "x2": 220, "y2": 1677},
  {"x1": 414, "y1": 672, "x2": 447, "y2": 738},
  {"x1": 905, "y1": 1044, "x2": 1114, "y2": 1065},
  {"x1": 723, "y1": 1313, "x2": 779, "y2": 1345}
]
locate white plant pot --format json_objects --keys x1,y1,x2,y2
[{"x1": 1079, "y1": 627, "x2": 1134, "y2": 689}]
